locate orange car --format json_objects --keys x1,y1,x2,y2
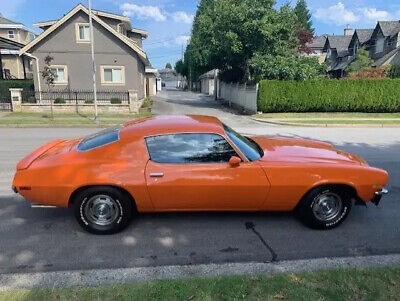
[{"x1": 13, "y1": 115, "x2": 388, "y2": 234}]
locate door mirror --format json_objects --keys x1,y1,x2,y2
[{"x1": 229, "y1": 156, "x2": 241, "y2": 167}]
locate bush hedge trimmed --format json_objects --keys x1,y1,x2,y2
[
  {"x1": 0, "y1": 80, "x2": 34, "y2": 100},
  {"x1": 258, "y1": 79, "x2": 400, "y2": 113}
]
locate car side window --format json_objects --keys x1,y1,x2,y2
[{"x1": 145, "y1": 133, "x2": 238, "y2": 164}]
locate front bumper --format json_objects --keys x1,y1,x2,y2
[{"x1": 371, "y1": 188, "x2": 389, "y2": 206}]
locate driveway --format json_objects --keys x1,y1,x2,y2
[{"x1": 0, "y1": 89, "x2": 399, "y2": 274}]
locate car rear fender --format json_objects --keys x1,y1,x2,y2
[{"x1": 17, "y1": 139, "x2": 65, "y2": 170}]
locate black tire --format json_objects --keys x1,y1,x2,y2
[
  {"x1": 296, "y1": 186, "x2": 352, "y2": 229},
  {"x1": 73, "y1": 186, "x2": 133, "y2": 234}
]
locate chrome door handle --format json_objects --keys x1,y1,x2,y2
[{"x1": 150, "y1": 172, "x2": 164, "y2": 177}]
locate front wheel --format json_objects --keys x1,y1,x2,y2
[
  {"x1": 297, "y1": 186, "x2": 352, "y2": 229},
  {"x1": 73, "y1": 186, "x2": 133, "y2": 234}
]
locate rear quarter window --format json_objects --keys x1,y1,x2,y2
[{"x1": 77, "y1": 126, "x2": 121, "y2": 152}]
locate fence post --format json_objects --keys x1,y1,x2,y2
[
  {"x1": 9, "y1": 88, "x2": 23, "y2": 112},
  {"x1": 75, "y1": 92, "x2": 78, "y2": 114},
  {"x1": 128, "y1": 90, "x2": 139, "y2": 113}
]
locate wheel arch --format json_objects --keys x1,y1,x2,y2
[
  {"x1": 296, "y1": 183, "x2": 358, "y2": 209},
  {"x1": 68, "y1": 185, "x2": 137, "y2": 211}
]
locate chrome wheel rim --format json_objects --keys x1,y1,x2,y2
[
  {"x1": 84, "y1": 195, "x2": 120, "y2": 226},
  {"x1": 312, "y1": 192, "x2": 342, "y2": 222}
]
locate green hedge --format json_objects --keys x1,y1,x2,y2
[
  {"x1": 258, "y1": 79, "x2": 400, "y2": 113},
  {"x1": 0, "y1": 80, "x2": 34, "y2": 100}
]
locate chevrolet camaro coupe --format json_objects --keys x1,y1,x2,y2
[{"x1": 13, "y1": 115, "x2": 389, "y2": 234}]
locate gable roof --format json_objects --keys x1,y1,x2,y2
[
  {"x1": 0, "y1": 15, "x2": 21, "y2": 25},
  {"x1": 307, "y1": 35, "x2": 327, "y2": 49},
  {"x1": 0, "y1": 36, "x2": 24, "y2": 50},
  {"x1": 355, "y1": 29, "x2": 374, "y2": 45},
  {"x1": 377, "y1": 21, "x2": 400, "y2": 38},
  {"x1": 326, "y1": 35, "x2": 352, "y2": 51},
  {"x1": 20, "y1": 4, "x2": 147, "y2": 63},
  {"x1": 372, "y1": 46, "x2": 400, "y2": 67}
]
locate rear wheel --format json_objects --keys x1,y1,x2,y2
[
  {"x1": 73, "y1": 186, "x2": 133, "y2": 234},
  {"x1": 297, "y1": 186, "x2": 352, "y2": 229}
]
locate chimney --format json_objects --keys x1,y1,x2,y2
[{"x1": 344, "y1": 24, "x2": 353, "y2": 36}]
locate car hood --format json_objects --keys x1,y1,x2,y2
[{"x1": 251, "y1": 136, "x2": 367, "y2": 165}]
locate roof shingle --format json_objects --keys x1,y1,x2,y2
[{"x1": 378, "y1": 21, "x2": 400, "y2": 37}]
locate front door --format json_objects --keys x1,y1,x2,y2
[{"x1": 144, "y1": 133, "x2": 270, "y2": 210}]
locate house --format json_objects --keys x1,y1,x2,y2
[
  {"x1": 0, "y1": 14, "x2": 35, "y2": 79},
  {"x1": 19, "y1": 4, "x2": 152, "y2": 99},
  {"x1": 199, "y1": 69, "x2": 217, "y2": 96},
  {"x1": 323, "y1": 28, "x2": 354, "y2": 78},
  {"x1": 159, "y1": 68, "x2": 180, "y2": 89},
  {"x1": 370, "y1": 21, "x2": 400, "y2": 67},
  {"x1": 348, "y1": 29, "x2": 374, "y2": 56},
  {"x1": 305, "y1": 35, "x2": 327, "y2": 64}
]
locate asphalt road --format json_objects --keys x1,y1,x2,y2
[{"x1": 0, "y1": 89, "x2": 399, "y2": 274}]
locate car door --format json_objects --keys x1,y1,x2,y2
[{"x1": 144, "y1": 133, "x2": 270, "y2": 210}]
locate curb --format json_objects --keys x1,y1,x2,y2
[
  {"x1": 250, "y1": 117, "x2": 400, "y2": 128},
  {"x1": 1, "y1": 254, "x2": 400, "y2": 291}
]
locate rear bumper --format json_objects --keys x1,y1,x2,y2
[{"x1": 371, "y1": 188, "x2": 389, "y2": 206}]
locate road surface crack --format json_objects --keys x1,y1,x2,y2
[{"x1": 245, "y1": 221, "x2": 278, "y2": 262}]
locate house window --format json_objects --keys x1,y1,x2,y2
[
  {"x1": 76, "y1": 23, "x2": 90, "y2": 42},
  {"x1": 28, "y1": 33, "x2": 35, "y2": 41},
  {"x1": 101, "y1": 66, "x2": 125, "y2": 85},
  {"x1": 375, "y1": 38, "x2": 384, "y2": 53},
  {"x1": 50, "y1": 65, "x2": 68, "y2": 84},
  {"x1": 117, "y1": 24, "x2": 127, "y2": 36},
  {"x1": 8, "y1": 30, "x2": 14, "y2": 39}
]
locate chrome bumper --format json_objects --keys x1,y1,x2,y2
[
  {"x1": 375, "y1": 188, "x2": 389, "y2": 196},
  {"x1": 372, "y1": 188, "x2": 388, "y2": 205}
]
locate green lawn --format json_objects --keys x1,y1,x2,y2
[
  {"x1": 1, "y1": 267, "x2": 399, "y2": 301},
  {"x1": 0, "y1": 111, "x2": 152, "y2": 126}
]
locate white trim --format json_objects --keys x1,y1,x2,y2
[
  {"x1": 49, "y1": 65, "x2": 68, "y2": 85},
  {"x1": 75, "y1": 22, "x2": 91, "y2": 43},
  {"x1": 100, "y1": 65, "x2": 125, "y2": 85},
  {"x1": 0, "y1": 49, "x2": 19, "y2": 55},
  {"x1": 33, "y1": 21, "x2": 57, "y2": 28},
  {"x1": 19, "y1": 4, "x2": 147, "y2": 62},
  {"x1": 92, "y1": 10, "x2": 130, "y2": 22}
]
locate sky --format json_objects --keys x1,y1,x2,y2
[{"x1": 1, "y1": 0, "x2": 400, "y2": 69}]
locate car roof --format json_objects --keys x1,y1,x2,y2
[{"x1": 120, "y1": 115, "x2": 225, "y2": 139}]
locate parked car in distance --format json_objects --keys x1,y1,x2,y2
[{"x1": 13, "y1": 115, "x2": 389, "y2": 234}]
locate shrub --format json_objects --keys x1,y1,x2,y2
[
  {"x1": 258, "y1": 79, "x2": 400, "y2": 113},
  {"x1": 141, "y1": 97, "x2": 152, "y2": 108},
  {"x1": 387, "y1": 64, "x2": 400, "y2": 78},
  {"x1": 0, "y1": 80, "x2": 34, "y2": 100},
  {"x1": 54, "y1": 97, "x2": 66, "y2": 104},
  {"x1": 348, "y1": 67, "x2": 388, "y2": 79},
  {"x1": 26, "y1": 96, "x2": 37, "y2": 103},
  {"x1": 110, "y1": 97, "x2": 122, "y2": 104},
  {"x1": 85, "y1": 99, "x2": 94, "y2": 104}
]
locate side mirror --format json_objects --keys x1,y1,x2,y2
[{"x1": 229, "y1": 156, "x2": 241, "y2": 167}]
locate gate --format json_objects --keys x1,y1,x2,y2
[{"x1": 0, "y1": 91, "x2": 11, "y2": 110}]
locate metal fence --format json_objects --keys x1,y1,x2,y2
[
  {"x1": 0, "y1": 98, "x2": 11, "y2": 111},
  {"x1": 22, "y1": 90, "x2": 130, "y2": 104}
]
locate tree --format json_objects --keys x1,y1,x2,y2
[
  {"x1": 294, "y1": 0, "x2": 314, "y2": 34},
  {"x1": 174, "y1": 59, "x2": 187, "y2": 77},
  {"x1": 185, "y1": 0, "x2": 299, "y2": 83},
  {"x1": 249, "y1": 55, "x2": 326, "y2": 82},
  {"x1": 297, "y1": 29, "x2": 314, "y2": 55},
  {"x1": 165, "y1": 63, "x2": 172, "y2": 69},
  {"x1": 41, "y1": 55, "x2": 56, "y2": 119},
  {"x1": 345, "y1": 48, "x2": 374, "y2": 74}
]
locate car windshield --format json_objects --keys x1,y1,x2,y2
[
  {"x1": 77, "y1": 125, "x2": 121, "y2": 152},
  {"x1": 223, "y1": 124, "x2": 263, "y2": 161}
]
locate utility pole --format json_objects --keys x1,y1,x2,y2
[
  {"x1": 0, "y1": 48, "x2": 4, "y2": 80},
  {"x1": 88, "y1": 0, "x2": 98, "y2": 121}
]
